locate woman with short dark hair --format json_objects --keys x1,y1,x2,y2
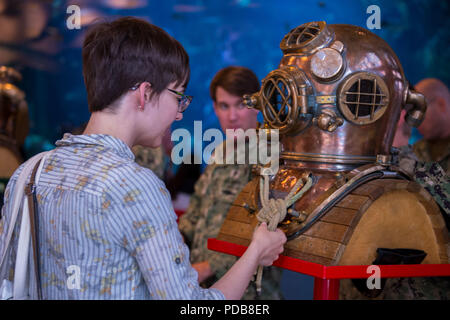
[{"x1": 0, "y1": 17, "x2": 286, "y2": 300}]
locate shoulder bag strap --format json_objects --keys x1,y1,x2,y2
[
  {"x1": 25, "y1": 159, "x2": 43, "y2": 300},
  {"x1": 0, "y1": 152, "x2": 47, "y2": 275}
]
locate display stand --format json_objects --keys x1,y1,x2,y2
[{"x1": 208, "y1": 238, "x2": 450, "y2": 300}]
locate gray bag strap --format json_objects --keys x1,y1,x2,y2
[{"x1": 0, "y1": 152, "x2": 48, "y2": 288}]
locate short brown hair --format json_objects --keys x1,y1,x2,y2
[
  {"x1": 82, "y1": 17, "x2": 190, "y2": 112},
  {"x1": 209, "y1": 66, "x2": 260, "y2": 101}
]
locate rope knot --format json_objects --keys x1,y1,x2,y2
[
  {"x1": 254, "y1": 172, "x2": 313, "y2": 296},
  {"x1": 256, "y1": 198, "x2": 287, "y2": 231}
]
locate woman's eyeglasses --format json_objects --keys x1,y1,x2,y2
[
  {"x1": 167, "y1": 89, "x2": 193, "y2": 113},
  {"x1": 130, "y1": 83, "x2": 193, "y2": 113}
]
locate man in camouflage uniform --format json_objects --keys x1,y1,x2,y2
[
  {"x1": 393, "y1": 79, "x2": 450, "y2": 174},
  {"x1": 411, "y1": 78, "x2": 450, "y2": 174},
  {"x1": 178, "y1": 66, "x2": 283, "y2": 300},
  {"x1": 397, "y1": 78, "x2": 450, "y2": 222},
  {"x1": 396, "y1": 78, "x2": 450, "y2": 221},
  {"x1": 392, "y1": 81, "x2": 450, "y2": 297},
  {"x1": 341, "y1": 78, "x2": 450, "y2": 300}
]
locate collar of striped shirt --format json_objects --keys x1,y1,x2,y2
[{"x1": 55, "y1": 133, "x2": 136, "y2": 160}]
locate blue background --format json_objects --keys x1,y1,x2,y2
[
  {"x1": 4, "y1": 0, "x2": 449, "y2": 299},
  {"x1": 10, "y1": 0, "x2": 449, "y2": 157}
]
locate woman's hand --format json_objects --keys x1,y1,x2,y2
[
  {"x1": 211, "y1": 222, "x2": 287, "y2": 299},
  {"x1": 249, "y1": 222, "x2": 286, "y2": 266}
]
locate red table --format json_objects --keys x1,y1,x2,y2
[{"x1": 208, "y1": 238, "x2": 450, "y2": 300}]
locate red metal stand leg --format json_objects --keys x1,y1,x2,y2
[{"x1": 313, "y1": 278, "x2": 340, "y2": 300}]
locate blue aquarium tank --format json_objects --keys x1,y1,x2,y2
[{"x1": 1, "y1": 0, "x2": 447, "y2": 159}]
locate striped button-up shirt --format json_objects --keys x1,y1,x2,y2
[{"x1": 0, "y1": 134, "x2": 224, "y2": 300}]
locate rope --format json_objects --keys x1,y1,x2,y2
[{"x1": 254, "y1": 173, "x2": 313, "y2": 295}]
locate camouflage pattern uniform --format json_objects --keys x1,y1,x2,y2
[
  {"x1": 132, "y1": 145, "x2": 166, "y2": 180},
  {"x1": 397, "y1": 143, "x2": 449, "y2": 218},
  {"x1": 340, "y1": 275, "x2": 450, "y2": 300},
  {"x1": 412, "y1": 136, "x2": 450, "y2": 175},
  {"x1": 340, "y1": 143, "x2": 450, "y2": 300},
  {"x1": 415, "y1": 162, "x2": 450, "y2": 218},
  {"x1": 178, "y1": 161, "x2": 284, "y2": 300}
]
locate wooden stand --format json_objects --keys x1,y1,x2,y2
[{"x1": 208, "y1": 238, "x2": 450, "y2": 300}]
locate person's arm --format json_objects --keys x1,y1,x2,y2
[
  {"x1": 211, "y1": 222, "x2": 286, "y2": 300},
  {"x1": 133, "y1": 217, "x2": 225, "y2": 299},
  {"x1": 105, "y1": 167, "x2": 285, "y2": 300},
  {"x1": 104, "y1": 168, "x2": 225, "y2": 299}
]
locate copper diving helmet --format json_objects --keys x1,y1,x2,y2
[
  {"x1": 244, "y1": 21, "x2": 426, "y2": 171},
  {"x1": 217, "y1": 21, "x2": 448, "y2": 270}
]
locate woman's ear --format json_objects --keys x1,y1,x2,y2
[{"x1": 138, "y1": 82, "x2": 152, "y2": 109}]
